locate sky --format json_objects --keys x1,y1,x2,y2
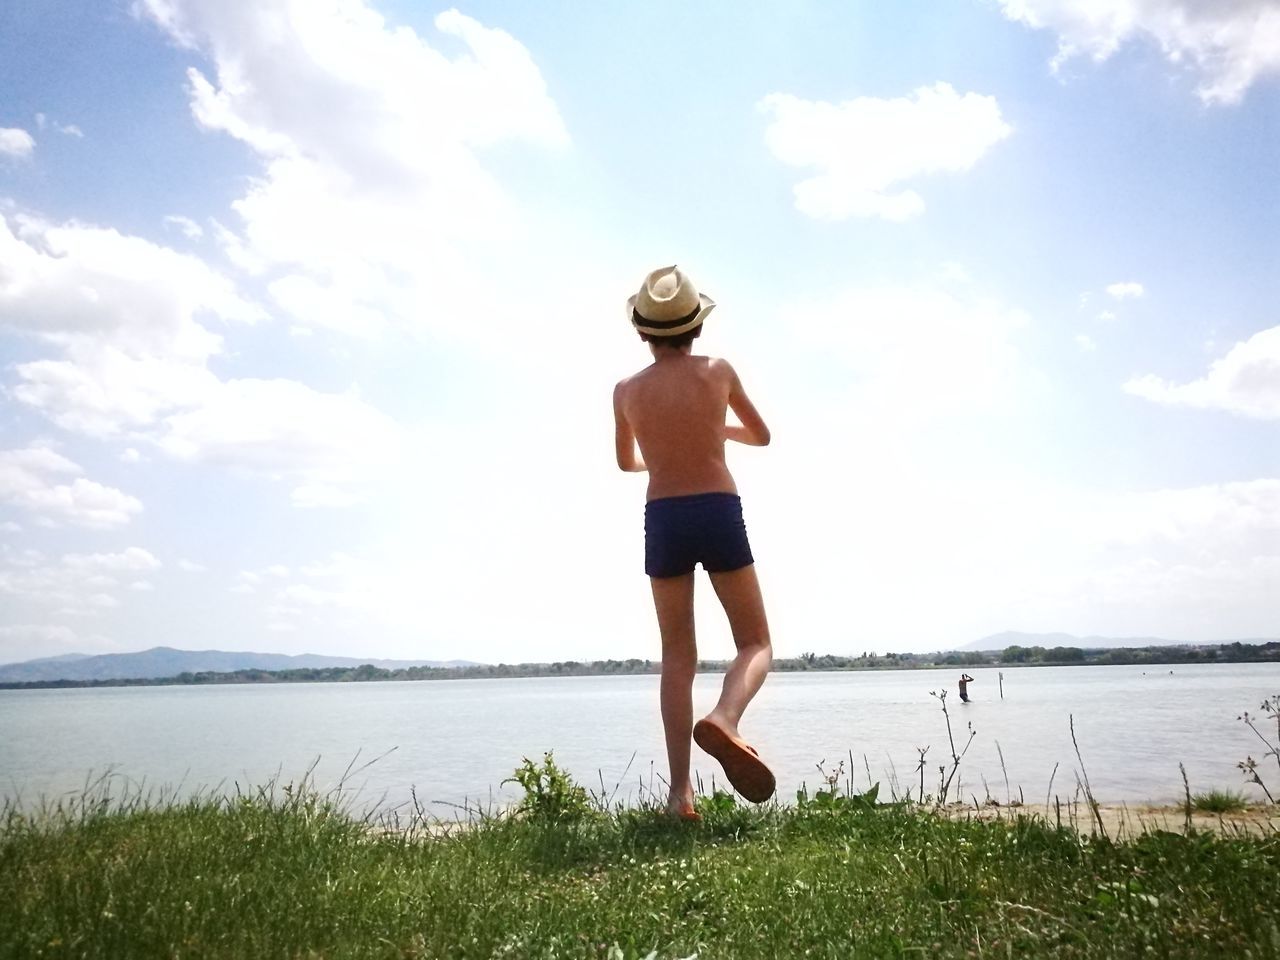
[{"x1": 1, "y1": 0, "x2": 1277, "y2": 666}]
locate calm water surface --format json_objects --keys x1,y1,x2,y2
[{"x1": 2, "y1": 663, "x2": 1277, "y2": 814}]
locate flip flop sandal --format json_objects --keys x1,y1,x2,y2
[{"x1": 693, "y1": 719, "x2": 776, "y2": 803}]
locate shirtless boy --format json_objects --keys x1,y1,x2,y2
[{"x1": 613, "y1": 264, "x2": 775, "y2": 820}]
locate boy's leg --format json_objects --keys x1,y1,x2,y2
[
  {"x1": 704, "y1": 564, "x2": 772, "y2": 737},
  {"x1": 650, "y1": 572, "x2": 697, "y2": 815}
]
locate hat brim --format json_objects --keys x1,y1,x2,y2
[{"x1": 628, "y1": 293, "x2": 716, "y2": 337}]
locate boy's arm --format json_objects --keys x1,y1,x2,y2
[
  {"x1": 613, "y1": 382, "x2": 647, "y2": 472},
  {"x1": 722, "y1": 361, "x2": 771, "y2": 446}
]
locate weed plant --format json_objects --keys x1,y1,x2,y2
[
  {"x1": 4, "y1": 756, "x2": 1280, "y2": 960},
  {"x1": 1192, "y1": 789, "x2": 1249, "y2": 814},
  {"x1": 1238, "y1": 694, "x2": 1280, "y2": 804}
]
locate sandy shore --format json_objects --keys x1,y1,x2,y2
[
  {"x1": 378, "y1": 799, "x2": 1280, "y2": 840},
  {"x1": 940, "y1": 800, "x2": 1280, "y2": 838}
]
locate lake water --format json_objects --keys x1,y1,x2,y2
[{"x1": 2, "y1": 663, "x2": 1278, "y2": 816}]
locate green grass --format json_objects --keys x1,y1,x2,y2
[
  {"x1": 1192, "y1": 789, "x2": 1250, "y2": 814},
  {"x1": 3, "y1": 773, "x2": 1280, "y2": 960}
]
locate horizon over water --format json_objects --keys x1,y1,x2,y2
[{"x1": 3, "y1": 663, "x2": 1278, "y2": 816}]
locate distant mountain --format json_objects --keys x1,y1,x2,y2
[
  {"x1": 13, "y1": 652, "x2": 92, "y2": 666},
  {"x1": 0, "y1": 647, "x2": 478, "y2": 683},
  {"x1": 958, "y1": 631, "x2": 1277, "y2": 652}
]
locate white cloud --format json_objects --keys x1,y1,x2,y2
[
  {"x1": 759, "y1": 82, "x2": 1012, "y2": 221},
  {"x1": 155, "y1": 378, "x2": 402, "y2": 504},
  {"x1": 14, "y1": 348, "x2": 222, "y2": 437},
  {"x1": 1082, "y1": 478, "x2": 1280, "y2": 549},
  {"x1": 735, "y1": 439, "x2": 1280, "y2": 652},
  {"x1": 0, "y1": 623, "x2": 82, "y2": 663},
  {"x1": 2, "y1": 626, "x2": 124, "y2": 664},
  {"x1": 34, "y1": 114, "x2": 83, "y2": 138},
  {"x1": 776, "y1": 284, "x2": 1031, "y2": 418},
  {"x1": 1125, "y1": 324, "x2": 1280, "y2": 419},
  {"x1": 996, "y1": 0, "x2": 1280, "y2": 104},
  {"x1": 0, "y1": 446, "x2": 143, "y2": 529},
  {"x1": 18, "y1": 479, "x2": 143, "y2": 531},
  {"x1": 1033, "y1": 479, "x2": 1280, "y2": 635},
  {"x1": 0, "y1": 545, "x2": 43, "y2": 567},
  {"x1": 0, "y1": 212, "x2": 259, "y2": 360},
  {"x1": 279, "y1": 583, "x2": 339, "y2": 606},
  {"x1": 83, "y1": 593, "x2": 120, "y2": 610},
  {"x1": 133, "y1": 0, "x2": 569, "y2": 338},
  {"x1": 177, "y1": 559, "x2": 206, "y2": 573},
  {"x1": 1076, "y1": 334, "x2": 1097, "y2": 351},
  {"x1": 1097, "y1": 310, "x2": 1117, "y2": 322},
  {"x1": 63, "y1": 547, "x2": 161, "y2": 574},
  {"x1": 0, "y1": 128, "x2": 35, "y2": 158},
  {"x1": 163, "y1": 214, "x2": 204, "y2": 239},
  {"x1": 237, "y1": 551, "x2": 409, "y2": 634},
  {"x1": 1106, "y1": 281, "x2": 1144, "y2": 300},
  {"x1": 232, "y1": 570, "x2": 263, "y2": 593},
  {"x1": 290, "y1": 482, "x2": 364, "y2": 509},
  {"x1": 0, "y1": 623, "x2": 77, "y2": 646},
  {"x1": 1, "y1": 212, "x2": 402, "y2": 504},
  {"x1": 0, "y1": 547, "x2": 160, "y2": 614},
  {"x1": 0, "y1": 446, "x2": 81, "y2": 476},
  {"x1": 221, "y1": 555, "x2": 373, "y2": 637}
]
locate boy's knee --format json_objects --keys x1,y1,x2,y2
[
  {"x1": 738, "y1": 635, "x2": 771, "y2": 656},
  {"x1": 661, "y1": 642, "x2": 697, "y2": 665}
]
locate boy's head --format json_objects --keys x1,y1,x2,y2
[{"x1": 627, "y1": 265, "x2": 715, "y2": 348}]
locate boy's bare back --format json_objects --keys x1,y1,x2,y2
[
  {"x1": 616, "y1": 264, "x2": 777, "y2": 814},
  {"x1": 614, "y1": 352, "x2": 770, "y2": 501}
]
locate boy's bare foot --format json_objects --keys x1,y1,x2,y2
[
  {"x1": 693, "y1": 716, "x2": 775, "y2": 803},
  {"x1": 666, "y1": 789, "x2": 701, "y2": 822}
]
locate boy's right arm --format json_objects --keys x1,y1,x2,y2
[
  {"x1": 613, "y1": 381, "x2": 646, "y2": 472},
  {"x1": 722, "y1": 361, "x2": 771, "y2": 446}
]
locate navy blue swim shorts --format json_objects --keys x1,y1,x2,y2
[{"x1": 644, "y1": 492, "x2": 754, "y2": 578}]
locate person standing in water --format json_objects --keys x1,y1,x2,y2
[
  {"x1": 613, "y1": 265, "x2": 775, "y2": 821},
  {"x1": 959, "y1": 673, "x2": 975, "y2": 703}
]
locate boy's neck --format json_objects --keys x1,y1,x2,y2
[{"x1": 650, "y1": 344, "x2": 694, "y2": 362}]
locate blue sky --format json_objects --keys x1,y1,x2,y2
[{"x1": 1, "y1": 0, "x2": 1277, "y2": 666}]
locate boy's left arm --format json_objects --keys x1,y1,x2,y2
[
  {"x1": 722, "y1": 361, "x2": 771, "y2": 446},
  {"x1": 613, "y1": 382, "x2": 646, "y2": 472}
]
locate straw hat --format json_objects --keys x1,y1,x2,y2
[{"x1": 627, "y1": 265, "x2": 716, "y2": 337}]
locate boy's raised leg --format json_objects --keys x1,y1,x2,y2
[
  {"x1": 692, "y1": 563, "x2": 775, "y2": 802},
  {"x1": 650, "y1": 572, "x2": 698, "y2": 818},
  {"x1": 704, "y1": 564, "x2": 772, "y2": 736}
]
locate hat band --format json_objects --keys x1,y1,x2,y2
[{"x1": 631, "y1": 304, "x2": 701, "y2": 331}]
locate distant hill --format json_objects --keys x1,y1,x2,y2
[
  {"x1": 958, "y1": 631, "x2": 1276, "y2": 652},
  {"x1": 0, "y1": 647, "x2": 478, "y2": 683},
  {"x1": 13, "y1": 652, "x2": 92, "y2": 666}
]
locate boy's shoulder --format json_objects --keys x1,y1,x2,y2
[
  {"x1": 615, "y1": 355, "x2": 735, "y2": 395},
  {"x1": 705, "y1": 354, "x2": 733, "y2": 372},
  {"x1": 701, "y1": 354, "x2": 738, "y2": 382}
]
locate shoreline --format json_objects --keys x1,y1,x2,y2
[
  {"x1": 3, "y1": 652, "x2": 1279, "y2": 690},
  {"x1": 940, "y1": 800, "x2": 1280, "y2": 838}
]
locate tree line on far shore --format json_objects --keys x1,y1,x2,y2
[{"x1": 2, "y1": 641, "x2": 1276, "y2": 690}]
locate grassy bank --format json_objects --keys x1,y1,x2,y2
[{"x1": 4, "y1": 766, "x2": 1280, "y2": 960}]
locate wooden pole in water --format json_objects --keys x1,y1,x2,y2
[{"x1": 999, "y1": 671, "x2": 1004, "y2": 700}]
